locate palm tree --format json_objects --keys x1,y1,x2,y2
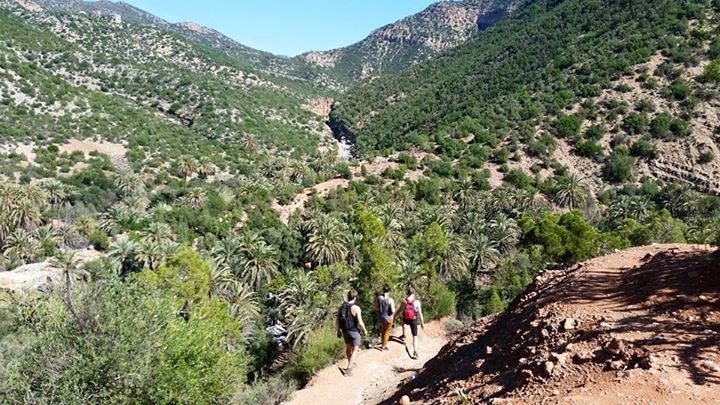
[
  {"x1": 178, "y1": 158, "x2": 197, "y2": 181},
  {"x1": 609, "y1": 195, "x2": 652, "y2": 223},
  {"x1": 238, "y1": 232, "x2": 279, "y2": 289},
  {"x1": 0, "y1": 184, "x2": 15, "y2": 212},
  {"x1": 18, "y1": 184, "x2": 46, "y2": 208},
  {"x1": 210, "y1": 237, "x2": 242, "y2": 271},
  {"x1": 279, "y1": 270, "x2": 321, "y2": 347},
  {"x1": 50, "y1": 251, "x2": 91, "y2": 330},
  {"x1": 136, "y1": 239, "x2": 162, "y2": 270},
  {"x1": 397, "y1": 188, "x2": 417, "y2": 214},
  {"x1": 15, "y1": 197, "x2": 42, "y2": 231},
  {"x1": 141, "y1": 222, "x2": 175, "y2": 245},
  {"x1": 42, "y1": 179, "x2": 68, "y2": 207},
  {"x1": 459, "y1": 210, "x2": 485, "y2": 237},
  {"x1": 56, "y1": 224, "x2": 86, "y2": 249},
  {"x1": 242, "y1": 136, "x2": 258, "y2": 152},
  {"x1": 72, "y1": 216, "x2": 95, "y2": 237},
  {"x1": 454, "y1": 180, "x2": 476, "y2": 210},
  {"x1": 469, "y1": 234, "x2": 500, "y2": 274},
  {"x1": 115, "y1": 171, "x2": 145, "y2": 196},
  {"x1": 224, "y1": 282, "x2": 260, "y2": 325},
  {"x1": 33, "y1": 225, "x2": 59, "y2": 256},
  {"x1": 438, "y1": 233, "x2": 469, "y2": 280},
  {"x1": 108, "y1": 238, "x2": 138, "y2": 274},
  {"x1": 486, "y1": 215, "x2": 520, "y2": 254},
  {"x1": 305, "y1": 214, "x2": 348, "y2": 265},
  {"x1": 196, "y1": 157, "x2": 216, "y2": 179},
  {"x1": 3, "y1": 229, "x2": 41, "y2": 264},
  {"x1": 399, "y1": 259, "x2": 423, "y2": 287},
  {"x1": 184, "y1": 188, "x2": 206, "y2": 210},
  {"x1": 555, "y1": 174, "x2": 590, "y2": 210}
]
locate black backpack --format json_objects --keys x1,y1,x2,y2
[{"x1": 338, "y1": 303, "x2": 352, "y2": 331}]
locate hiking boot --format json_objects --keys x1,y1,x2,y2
[
  {"x1": 411, "y1": 352, "x2": 418, "y2": 360},
  {"x1": 381, "y1": 347, "x2": 390, "y2": 352},
  {"x1": 345, "y1": 367, "x2": 354, "y2": 377}
]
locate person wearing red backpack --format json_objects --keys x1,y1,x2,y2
[{"x1": 394, "y1": 285, "x2": 425, "y2": 359}]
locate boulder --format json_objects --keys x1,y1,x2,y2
[{"x1": 562, "y1": 318, "x2": 577, "y2": 331}]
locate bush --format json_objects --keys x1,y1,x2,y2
[
  {"x1": 576, "y1": 139, "x2": 604, "y2": 160},
  {"x1": 630, "y1": 139, "x2": 657, "y2": 159},
  {"x1": 699, "y1": 151, "x2": 715, "y2": 164},
  {"x1": 291, "y1": 322, "x2": 344, "y2": 383},
  {"x1": 234, "y1": 374, "x2": 297, "y2": 405},
  {"x1": 88, "y1": 229, "x2": 110, "y2": 251},
  {"x1": 554, "y1": 114, "x2": 582, "y2": 137},
  {"x1": 424, "y1": 280, "x2": 456, "y2": 320},
  {"x1": 3, "y1": 263, "x2": 249, "y2": 404},
  {"x1": 483, "y1": 289, "x2": 505, "y2": 315},
  {"x1": 603, "y1": 147, "x2": 635, "y2": 183}
]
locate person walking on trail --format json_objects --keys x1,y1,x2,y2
[
  {"x1": 394, "y1": 285, "x2": 425, "y2": 360},
  {"x1": 377, "y1": 284, "x2": 396, "y2": 351},
  {"x1": 336, "y1": 289, "x2": 367, "y2": 376}
]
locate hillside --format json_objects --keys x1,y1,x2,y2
[
  {"x1": 382, "y1": 244, "x2": 720, "y2": 404},
  {"x1": 298, "y1": 0, "x2": 518, "y2": 81},
  {"x1": 331, "y1": 0, "x2": 720, "y2": 194},
  {"x1": 0, "y1": 0, "x2": 341, "y2": 181}
]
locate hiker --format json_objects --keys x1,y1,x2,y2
[
  {"x1": 377, "y1": 284, "x2": 396, "y2": 351},
  {"x1": 336, "y1": 289, "x2": 367, "y2": 376},
  {"x1": 394, "y1": 285, "x2": 425, "y2": 359}
]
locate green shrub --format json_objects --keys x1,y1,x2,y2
[
  {"x1": 291, "y1": 322, "x2": 344, "y2": 383},
  {"x1": 699, "y1": 151, "x2": 715, "y2": 164},
  {"x1": 88, "y1": 229, "x2": 110, "y2": 251},
  {"x1": 234, "y1": 374, "x2": 297, "y2": 405},
  {"x1": 554, "y1": 114, "x2": 582, "y2": 137},
  {"x1": 603, "y1": 147, "x2": 635, "y2": 183},
  {"x1": 630, "y1": 139, "x2": 657, "y2": 159},
  {"x1": 483, "y1": 289, "x2": 505, "y2": 315}
]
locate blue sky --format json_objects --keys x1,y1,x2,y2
[{"x1": 122, "y1": 1, "x2": 438, "y2": 56}]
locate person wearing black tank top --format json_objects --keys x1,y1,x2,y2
[{"x1": 336, "y1": 289, "x2": 367, "y2": 377}]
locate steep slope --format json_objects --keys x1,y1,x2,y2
[
  {"x1": 382, "y1": 244, "x2": 720, "y2": 404},
  {"x1": 331, "y1": 0, "x2": 720, "y2": 194},
  {"x1": 298, "y1": 0, "x2": 518, "y2": 81},
  {"x1": 22, "y1": 0, "x2": 343, "y2": 88},
  {"x1": 0, "y1": 0, "x2": 338, "y2": 179}
]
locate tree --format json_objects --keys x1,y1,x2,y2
[
  {"x1": 483, "y1": 289, "x2": 505, "y2": 315},
  {"x1": 468, "y1": 234, "x2": 500, "y2": 275},
  {"x1": 238, "y1": 232, "x2": 279, "y2": 289},
  {"x1": 603, "y1": 147, "x2": 635, "y2": 183},
  {"x1": 184, "y1": 187, "x2": 207, "y2": 210},
  {"x1": 178, "y1": 157, "x2": 197, "y2": 181},
  {"x1": 114, "y1": 171, "x2": 145, "y2": 196},
  {"x1": 305, "y1": 215, "x2": 348, "y2": 265},
  {"x1": 555, "y1": 174, "x2": 590, "y2": 210}
]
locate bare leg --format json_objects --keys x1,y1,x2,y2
[
  {"x1": 345, "y1": 344, "x2": 353, "y2": 369},
  {"x1": 412, "y1": 334, "x2": 419, "y2": 357},
  {"x1": 348, "y1": 345, "x2": 359, "y2": 370}
]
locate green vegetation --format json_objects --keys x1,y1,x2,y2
[{"x1": 1, "y1": 0, "x2": 720, "y2": 402}]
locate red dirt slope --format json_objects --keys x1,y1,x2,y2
[{"x1": 382, "y1": 244, "x2": 720, "y2": 404}]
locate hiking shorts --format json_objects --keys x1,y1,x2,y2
[
  {"x1": 343, "y1": 330, "x2": 361, "y2": 347},
  {"x1": 404, "y1": 319, "x2": 418, "y2": 337}
]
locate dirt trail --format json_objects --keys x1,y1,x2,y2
[
  {"x1": 286, "y1": 321, "x2": 449, "y2": 405},
  {"x1": 384, "y1": 244, "x2": 720, "y2": 404}
]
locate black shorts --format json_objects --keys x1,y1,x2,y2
[{"x1": 404, "y1": 319, "x2": 418, "y2": 336}]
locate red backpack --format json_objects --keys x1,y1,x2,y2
[{"x1": 403, "y1": 298, "x2": 416, "y2": 321}]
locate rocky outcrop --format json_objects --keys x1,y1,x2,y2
[{"x1": 297, "y1": 0, "x2": 518, "y2": 81}]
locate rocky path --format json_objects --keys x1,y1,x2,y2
[
  {"x1": 383, "y1": 244, "x2": 720, "y2": 404},
  {"x1": 286, "y1": 321, "x2": 449, "y2": 405}
]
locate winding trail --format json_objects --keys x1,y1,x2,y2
[{"x1": 286, "y1": 321, "x2": 449, "y2": 405}]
